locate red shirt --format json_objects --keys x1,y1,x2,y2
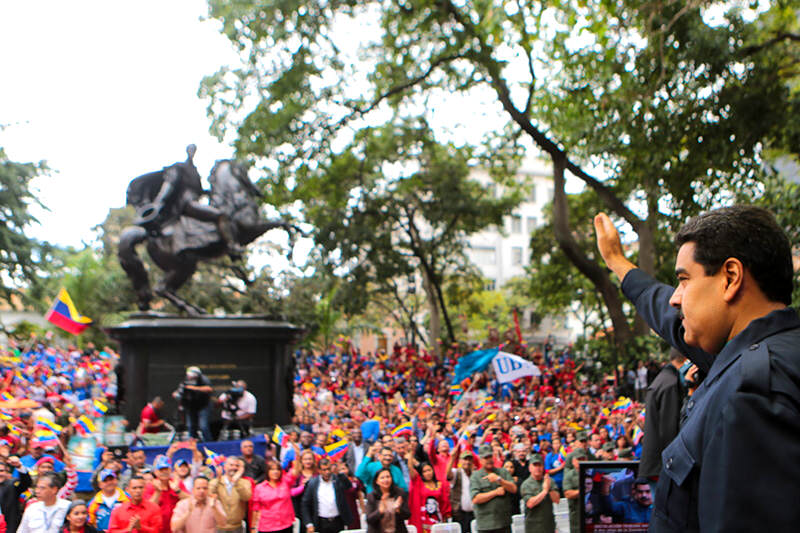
[
  {"x1": 107, "y1": 500, "x2": 162, "y2": 533},
  {"x1": 143, "y1": 483, "x2": 180, "y2": 533},
  {"x1": 140, "y1": 404, "x2": 163, "y2": 433}
]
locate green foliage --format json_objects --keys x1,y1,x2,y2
[
  {"x1": 202, "y1": 0, "x2": 800, "y2": 352},
  {"x1": 293, "y1": 118, "x2": 521, "y2": 343},
  {"x1": 0, "y1": 147, "x2": 48, "y2": 301}
]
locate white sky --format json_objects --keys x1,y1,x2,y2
[{"x1": 0, "y1": 0, "x2": 235, "y2": 248}]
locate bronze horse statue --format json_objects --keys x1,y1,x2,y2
[{"x1": 118, "y1": 145, "x2": 301, "y2": 314}]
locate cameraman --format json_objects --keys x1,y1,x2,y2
[
  {"x1": 173, "y1": 366, "x2": 213, "y2": 441},
  {"x1": 217, "y1": 380, "x2": 256, "y2": 438}
]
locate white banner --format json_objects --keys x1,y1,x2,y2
[{"x1": 491, "y1": 351, "x2": 541, "y2": 383}]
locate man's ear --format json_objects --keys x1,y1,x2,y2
[{"x1": 721, "y1": 258, "x2": 744, "y2": 302}]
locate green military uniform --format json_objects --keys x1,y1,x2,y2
[
  {"x1": 563, "y1": 448, "x2": 587, "y2": 533},
  {"x1": 563, "y1": 466, "x2": 580, "y2": 533},
  {"x1": 470, "y1": 445, "x2": 515, "y2": 532},
  {"x1": 519, "y1": 454, "x2": 556, "y2": 533}
]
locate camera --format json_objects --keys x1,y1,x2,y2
[{"x1": 222, "y1": 385, "x2": 244, "y2": 415}]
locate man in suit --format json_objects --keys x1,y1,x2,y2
[
  {"x1": 640, "y1": 348, "x2": 686, "y2": 491},
  {"x1": 344, "y1": 428, "x2": 369, "y2": 475},
  {"x1": 0, "y1": 456, "x2": 31, "y2": 533},
  {"x1": 301, "y1": 458, "x2": 352, "y2": 533}
]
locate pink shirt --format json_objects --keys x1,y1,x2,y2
[{"x1": 252, "y1": 473, "x2": 298, "y2": 532}]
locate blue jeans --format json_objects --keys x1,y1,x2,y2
[{"x1": 187, "y1": 404, "x2": 212, "y2": 441}]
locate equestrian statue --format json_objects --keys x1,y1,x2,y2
[{"x1": 118, "y1": 145, "x2": 300, "y2": 315}]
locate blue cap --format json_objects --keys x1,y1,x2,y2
[
  {"x1": 154, "y1": 455, "x2": 171, "y2": 470},
  {"x1": 174, "y1": 459, "x2": 189, "y2": 467},
  {"x1": 99, "y1": 468, "x2": 117, "y2": 480}
]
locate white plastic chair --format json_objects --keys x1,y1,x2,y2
[
  {"x1": 511, "y1": 513, "x2": 525, "y2": 533},
  {"x1": 470, "y1": 519, "x2": 478, "y2": 533},
  {"x1": 431, "y1": 523, "x2": 462, "y2": 533},
  {"x1": 293, "y1": 518, "x2": 300, "y2": 533}
]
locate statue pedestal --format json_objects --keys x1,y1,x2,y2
[{"x1": 107, "y1": 314, "x2": 303, "y2": 433}]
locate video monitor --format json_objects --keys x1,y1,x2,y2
[{"x1": 578, "y1": 461, "x2": 652, "y2": 532}]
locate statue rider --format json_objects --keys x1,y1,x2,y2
[{"x1": 139, "y1": 145, "x2": 243, "y2": 257}]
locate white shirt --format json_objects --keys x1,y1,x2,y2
[
  {"x1": 317, "y1": 478, "x2": 339, "y2": 518},
  {"x1": 18, "y1": 499, "x2": 70, "y2": 533},
  {"x1": 220, "y1": 391, "x2": 257, "y2": 420},
  {"x1": 352, "y1": 443, "x2": 365, "y2": 471},
  {"x1": 458, "y1": 469, "x2": 473, "y2": 512}
]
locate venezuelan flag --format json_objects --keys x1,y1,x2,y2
[
  {"x1": 33, "y1": 430, "x2": 59, "y2": 447},
  {"x1": 612, "y1": 397, "x2": 633, "y2": 413},
  {"x1": 92, "y1": 399, "x2": 109, "y2": 417},
  {"x1": 396, "y1": 398, "x2": 408, "y2": 414},
  {"x1": 424, "y1": 398, "x2": 435, "y2": 408},
  {"x1": 45, "y1": 288, "x2": 92, "y2": 335},
  {"x1": 324, "y1": 439, "x2": 349, "y2": 461},
  {"x1": 272, "y1": 425, "x2": 289, "y2": 447},
  {"x1": 449, "y1": 384, "x2": 462, "y2": 396},
  {"x1": 34, "y1": 418, "x2": 62, "y2": 433},
  {"x1": 391, "y1": 422, "x2": 413, "y2": 438},
  {"x1": 74, "y1": 415, "x2": 96, "y2": 436},
  {"x1": 204, "y1": 447, "x2": 225, "y2": 466}
]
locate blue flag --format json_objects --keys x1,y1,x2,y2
[
  {"x1": 361, "y1": 419, "x2": 381, "y2": 442},
  {"x1": 453, "y1": 348, "x2": 499, "y2": 385}
]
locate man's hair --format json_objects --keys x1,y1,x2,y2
[
  {"x1": 194, "y1": 475, "x2": 209, "y2": 484},
  {"x1": 38, "y1": 472, "x2": 61, "y2": 489},
  {"x1": 669, "y1": 347, "x2": 686, "y2": 363},
  {"x1": 318, "y1": 458, "x2": 331, "y2": 469},
  {"x1": 633, "y1": 477, "x2": 650, "y2": 489},
  {"x1": 675, "y1": 206, "x2": 793, "y2": 305},
  {"x1": 129, "y1": 475, "x2": 144, "y2": 484}
]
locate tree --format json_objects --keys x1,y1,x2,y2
[
  {"x1": 0, "y1": 146, "x2": 49, "y2": 301},
  {"x1": 292, "y1": 118, "x2": 520, "y2": 344},
  {"x1": 202, "y1": 0, "x2": 799, "y2": 355}
]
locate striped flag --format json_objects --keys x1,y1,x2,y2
[
  {"x1": 324, "y1": 439, "x2": 349, "y2": 461},
  {"x1": 91, "y1": 399, "x2": 109, "y2": 417},
  {"x1": 33, "y1": 430, "x2": 59, "y2": 447},
  {"x1": 34, "y1": 418, "x2": 62, "y2": 434},
  {"x1": 391, "y1": 422, "x2": 413, "y2": 438},
  {"x1": 272, "y1": 425, "x2": 289, "y2": 447},
  {"x1": 632, "y1": 426, "x2": 644, "y2": 446},
  {"x1": 204, "y1": 447, "x2": 225, "y2": 466},
  {"x1": 396, "y1": 398, "x2": 408, "y2": 414},
  {"x1": 449, "y1": 384, "x2": 462, "y2": 396},
  {"x1": 74, "y1": 415, "x2": 96, "y2": 436}
]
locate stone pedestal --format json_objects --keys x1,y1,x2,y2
[{"x1": 107, "y1": 314, "x2": 303, "y2": 431}]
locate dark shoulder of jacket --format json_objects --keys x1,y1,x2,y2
[{"x1": 743, "y1": 329, "x2": 800, "y2": 398}]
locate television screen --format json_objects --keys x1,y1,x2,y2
[{"x1": 579, "y1": 461, "x2": 652, "y2": 532}]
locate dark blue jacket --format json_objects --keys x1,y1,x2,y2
[{"x1": 622, "y1": 269, "x2": 800, "y2": 532}]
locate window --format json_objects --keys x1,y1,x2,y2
[
  {"x1": 527, "y1": 216, "x2": 537, "y2": 232},
  {"x1": 512, "y1": 246, "x2": 523, "y2": 266},
  {"x1": 471, "y1": 246, "x2": 497, "y2": 265},
  {"x1": 529, "y1": 185, "x2": 537, "y2": 202},
  {"x1": 511, "y1": 214, "x2": 522, "y2": 234},
  {"x1": 485, "y1": 279, "x2": 496, "y2": 291}
]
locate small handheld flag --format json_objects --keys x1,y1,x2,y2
[
  {"x1": 272, "y1": 425, "x2": 289, "y2": 447},
  {"x1": 324, "y1": 439, "x2": 349, "y2": 461},
  {"x1": 204, "y1": 447, "x2": 225, "y2": 466},
  {"x1": 34, "y1": 418, "x2": 62, "y2": 434},
  {"x1": 391, "y1": 422, "x2": 413, "y2": 438},
  {"x1": 33, "y1": 430, "x2": 59, "y2": 447},
  {"x1": 91, "y1": 399, "x2": 109, "y2": 418},
  {"x1": 45, "y1": 288, "x2": 92, "y2": 335},
  {"x1": 74, "y1": 415, "x2": 96, "y2": 436}
]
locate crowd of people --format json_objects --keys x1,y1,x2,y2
[{"x1": 0, "y1": 325, "x2": 673, "y2": 533}]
